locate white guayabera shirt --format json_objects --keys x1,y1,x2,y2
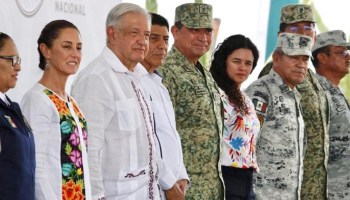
[{"x1": 71, "y1": 47, "x2": 163, "y2": 200}]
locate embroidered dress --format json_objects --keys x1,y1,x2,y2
[
  {"x1": 44, "y1": 89, "x2": 88, "y2": 200},
  {"x1": 220, "y1": 90, "x2": 260, "y2": 169}
]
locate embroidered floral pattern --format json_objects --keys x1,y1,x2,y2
[
  {"x1": 221, "y1": 91, "x2": 260, "y2": 169},
  {"x1": 44, "y1": 89, "x2": 87, "y2": 199},
  {"x1": 62, "y1": 179, "x2": 85, "y2": 200}
]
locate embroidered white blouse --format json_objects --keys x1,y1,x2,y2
[
  {"x1": 220, "y1": 90, "x2": 260, "y2": 170},
  {"x1": 20, "y1": 83, "x2": 91, "y2": 200}
]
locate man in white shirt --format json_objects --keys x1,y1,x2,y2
[
  {"x1": 71, "y1": 3, "x2": 175, "y2": 200},
  {"x1": 140, "y1": 13, "x2": 189, "y2": 200}
]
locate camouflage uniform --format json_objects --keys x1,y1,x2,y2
[
  {"x1": 158, "y1": 3, "x2": 224, "y2": 199},
  {"x1": 312, "y1": 30, "x2": 350, "y2": 199},
  {"x1": 258, "y1": 5, "x2": 329, "y2": 199},
  {"x1": 245, "y1": 33, "x2": 315, "y2": 199},
  {"x1": 245, "y1": 69, "x2": 305, "y2": 200},
  {"x1": 261, "y1": 64, "x2": 329, "y2": 199},
  {"x1": 298, "y1": 69, "x2": 328, "y2": 200},
  {"x1": 316, "y1": 75, "x2": 350, "y2": 199},
  {"x1": 158, "y1": 46, "x2": 224, "y2": 199}
]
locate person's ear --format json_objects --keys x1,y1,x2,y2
[
  {"x1": 272, "y1": 52, "x2": 280, "y2": 66},
  {"x1": 317, "y1": 52, "x2": 327, "y2": 65},
  {"x1": 39, "y1": 43, "x2": 51, "y2": 59},
  {"x1": 171, "y1": 26, "x2": 179, "y2": 40},
  {"x1": 107, "y1": 26, "x2": 116, "y2": 40}
]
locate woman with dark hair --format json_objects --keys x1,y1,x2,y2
[
  {"x1": 20, "y1": 20, "x2": 91, "y2": 200},
  {"x1": 0, "y1": 32, "x2": 35, "y2": 200},
  {"x1": 210, "y1": 34, "x2": 260, "y2": 200}
]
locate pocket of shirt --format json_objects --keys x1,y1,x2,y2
[
  {"x1": 115, "y1": 98, "x2": 142, "y2": 132},
  {"x1": 104, "y1": 165, "x2": 149, "y2": 197}
]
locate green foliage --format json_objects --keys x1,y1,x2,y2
[
  {"x1": 145, "y1": 0, "x2": 158, "y2": 13},
  {"x1": 199, "y1": 51, "x2": 211, "y2": 70}
]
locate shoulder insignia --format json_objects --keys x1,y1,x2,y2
[{"x1": 253, "y1": 91, "x2": 269, "y2": 102}]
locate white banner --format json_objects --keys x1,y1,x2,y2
[{"x1": 0, "y1": 0, "x2": 122, "y2": 101}]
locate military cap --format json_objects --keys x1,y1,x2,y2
[
  {"x1": 312, "y1": 30, "x2": 350, "y2": 52},
  {"x1": 280, "y1": 4, "x2": 315, "y2": 24},
  {"x1": 276, "y1": 33, "x2": 313, "y2": 57},
  {"x1": 175, "y1": 3, "x2": 213, "y2": 29}
]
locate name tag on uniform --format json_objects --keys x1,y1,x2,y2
[
  {"x1": 195, "y1": 86, "x2": 206, "y2": 96},
  {"x1": 4, "y1": 115, "x2": 17, "y2": 128}
]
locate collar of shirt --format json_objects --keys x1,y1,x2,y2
[
  {"x1": 149, "y1": 72, "x2": 163, "y2": 85},
  {"x1": 0, "y1": 91, "x2": 9, "y2": 105},
  {"x1": 171, "y1": 46, "x2": 200, "y2": 72},
  {"x1": 103, "y1": 46, "x2": 148, "y2": 80}
]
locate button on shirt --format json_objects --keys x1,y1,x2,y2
[
  {"x1": 71, "y1": 47, "x2": 161, "y2": 200},
  {"x1": 140, "y1": 71, "x2": 189, "y2": 198}
]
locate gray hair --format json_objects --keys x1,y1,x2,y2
[{"x1": 106, "y1": 3, "x2": 151, "y2": 29}]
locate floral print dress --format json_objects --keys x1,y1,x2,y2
[{"x1": 44, "y1": 89, "x2": 88, "y2": 200}]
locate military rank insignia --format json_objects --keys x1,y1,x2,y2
[{"x1": 4, "y1": 115, "x2": 17, "y2": 128}]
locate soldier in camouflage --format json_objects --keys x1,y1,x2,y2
[
  {"x1": 158, "y1": 3, "x2": 224, "y2": 200},
  {"x1": 258, "y1": 4, "x2": 329, "y2": 199},
  {"x1": 311, "y1": 30, "x2": 350, "y2": 199},
  {"x1": 245, "y1": 33, "x2": 313, "y2": 199}
]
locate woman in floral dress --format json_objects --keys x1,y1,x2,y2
[
  {"x1": 210, "y1": 34, "x2": 260, "y2": 200},
  {"x1": 21, "y1": 20, "x2": 91, "y2": 200}
]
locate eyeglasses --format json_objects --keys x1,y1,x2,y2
[
  {"x1": 0, "y1": 55, "x2": 21, "y2": 66},
  {"x1": 287, "y1": 25, "x2": 315, "y2": 33},
  {"x1": 325, "y1": 50, "x2": 350, "y2": 57}
]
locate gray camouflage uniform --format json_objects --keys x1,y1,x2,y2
[
  {"x1": 245, "y1": 69, "x2": 305, "y2": 200},
  {"x1": 258, "y1": 5, "x2": 329, "y2": 199},
  {"x1": 158, "y1": 46, "x2": 224, "y2": 199},
  {"x1": 316, "y1": 74, "x2": 350, "y2": 199},
  {"x1": 259, "y1": 61, "x2": 329, "y2": 200},
  {"x1": 312, "y1": 30, "x2": 350, "y2": 199}
]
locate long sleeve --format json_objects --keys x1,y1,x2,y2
[
  {"x1": 20, "y1": 88, "x2": 61, "y2": 200},
  {"x1": 157, "y1": 156, "x2": 177, "y2": 190},
  {"x1": 71, "y1": 74, "x2": 114, "y2": 199}
]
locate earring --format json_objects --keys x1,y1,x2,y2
[{"x1": 45, "y1": 60, "x2": 50, "y2": 69}]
